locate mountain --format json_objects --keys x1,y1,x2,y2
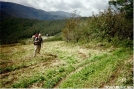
[
  {"x1": 0, "y1": 1, "x2": 73, "y2": 20},
  {"x1": 49, "y1": 11, "x2": 71, "y2": 17}
]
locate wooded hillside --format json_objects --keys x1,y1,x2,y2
[{"x1": 0, "y1": 16, "x2": 66, "y2": 44}]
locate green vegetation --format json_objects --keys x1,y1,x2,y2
[
  {"x1": 0, "y1": 17, "x2": 65, "y2": 44},
  {"x1": 109, "y1": 0, "x2": 133, "y2": 19},
  {"x1": 0, "y1": 41, "x2": 132, "y2": 88},
  {"x1": 62, "y1": 7, "x2": 133, "y2": 48},
  {"x1": 59, "y1": 48, "x2": 132, "y2": 88}
]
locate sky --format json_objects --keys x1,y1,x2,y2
[{"x1": 0, "y1": 0, "x2": 110, "y2": 17}]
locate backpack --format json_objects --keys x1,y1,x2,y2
[
  {"x1": 32, "y1": 34, "x2": 38, "y2": 43},
  {"x1": 34, "y1": 37, "x2": 38, "y2": 45},
  {"x1": 34, "y1": 37, "x2": 42, "y2": 45}
]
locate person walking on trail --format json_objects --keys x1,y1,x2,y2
[{"x1": 33, "y1": 33, "x2": 43, "y2": 57}]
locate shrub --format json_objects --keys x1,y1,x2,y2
[{"x1": 62, "y1": 7, "x2": 133, "y2": 47}]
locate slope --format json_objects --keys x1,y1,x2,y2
[
  {"x1": 0, "y1": 1, "x2": 71, "y2": 20},
  {"x1": 0, "y1": 16, "x2": 66, "y2": 44},
  {"x1": 0, "y1": 40, "x2": 133, "y2": 88}
]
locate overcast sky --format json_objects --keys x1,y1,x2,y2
[{"x1": 1, "y1": 0, "x2": 110, "y2": 17}]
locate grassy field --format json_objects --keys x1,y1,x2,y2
[{"x1": 0, "y1": 39, "x2": 133, "y2": 88}]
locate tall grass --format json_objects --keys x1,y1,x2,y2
[
  {"x1": 59, "y1": 48, "x2": 133, "y2": 88},
  {"x1": 0, "y1": 41, "x2": 132, "y2": 88}
]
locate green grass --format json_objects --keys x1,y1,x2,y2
[
  {"x1": 0, "y1": 41, "x2": 133, "y2": 88},
  {"x1": 11, "y1": 65, "x2": 75, "y2": 88},
  {"x1": 59, "y1": 48, "x2": 133, "y2": 88},
  {"x1": 43, "y1": 65, "x2": 75, "y2": 88},
  {"x1": 12, "y1": 75, "x2": 45, "y2": 88}
]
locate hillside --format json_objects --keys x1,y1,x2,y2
[
  {"x1": 0, "y1": 40, "x2": 133, "y2": 88},
  {"x1": 0, "y1": 1, "x2": 72, "y2": 20},
  {"x1": 0, "y1": 16, "x2": 66, "y2": 44}
]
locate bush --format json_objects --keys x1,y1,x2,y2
[{"x1": 62, "y1": 7, "x2": 133, "y2": 47}]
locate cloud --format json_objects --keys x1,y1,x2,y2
[{"x1": 0, "y1": 0, "x2": 109, "y2": 17}]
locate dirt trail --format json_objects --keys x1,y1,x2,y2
[
  {"x1": 100, "y1": 55, "x2": 133, "y2": 88},
  {"x1": 1, "y1": 59, "x2": 51, "y2": 78},
  {"x1": 0, "y1": 53, "x2": 66, "y2": 87},
  {"x1": 0, "y1": 41, "x2": 113, "y2": 88},
  {"x1": 54, "y1": 59, "x2": 98, "y2": 88}
]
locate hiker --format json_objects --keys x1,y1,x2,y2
[
  {"x1": 33, "y1": 33, "x2": 43, "y2": 57},
  {"x1": 46, "y1": 34, "x2": 49, "y2": 37}
]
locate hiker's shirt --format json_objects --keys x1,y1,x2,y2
[{"x1": 34, "y1": 37, "x2": 42, "y2": 46}]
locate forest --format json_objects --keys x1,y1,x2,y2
[{"x1": 0, "y1": 17, "x2": 66, "y2": 44}]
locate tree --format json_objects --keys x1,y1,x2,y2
[
  {"x1": 109, "y1": 0, "x2": 133, "y2": 19},
  {"x1": 62, "y1": 10, "x2": 81, "y2": 42}
]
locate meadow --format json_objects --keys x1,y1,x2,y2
[{"x1": 0, "y1": 38, "x2": 133, "y2": 88}]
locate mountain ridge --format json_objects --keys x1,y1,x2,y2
[{"x1": 0, "y1": 1, "x2": 74, "y2": 20}]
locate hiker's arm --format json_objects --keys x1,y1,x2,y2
[
  {"x1": 34, "y1": 38, "x2": 39, "y2": 42},
  {"x1": 35, "y1": 40, "x2": 39, "y2": 42}
]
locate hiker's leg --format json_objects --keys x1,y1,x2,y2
[
  {"x1": 34, "y1": 45, "x2": 37, "y2": 57},
  {"x1": 38, "y1": 45, "x2": 41, "y2": 54},
  {"x1": 36, "y1": 46, "x2": 39, "y2": 53}
]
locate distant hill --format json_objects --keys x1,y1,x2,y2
[
  {"x1": 0, "y1": 16, "x2": 66, "y2": 44},
  {"x1": 0, "y1": 1, "x2": 74, "y2": 20},
  {"x1": 49, "y1": 11, "x2": 72, "y2": 17}
]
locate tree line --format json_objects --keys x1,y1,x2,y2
[
  {"x1": 0, "y1": 17, "x2": 65, "y2": 44},
  {"x1": 62, "y1": 0, "x2": 133, "y2": 47}
]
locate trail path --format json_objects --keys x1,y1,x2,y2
[{"x1": 0, "y1": 40, "x2": 118, "y2": 88}]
